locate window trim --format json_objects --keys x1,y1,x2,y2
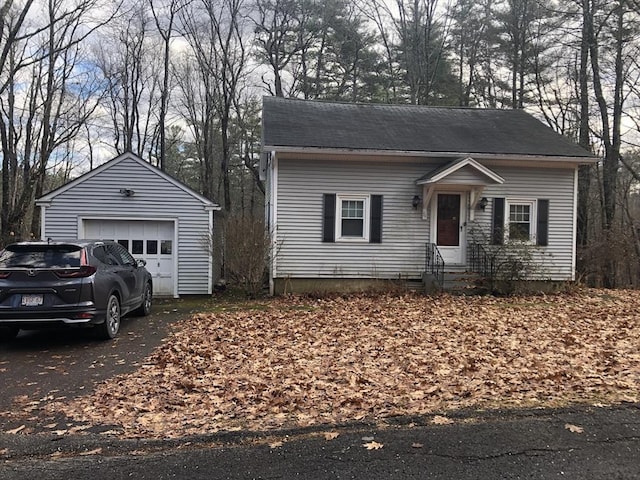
[
  {"x1": 335, "y1": 194, "x2": 370, "y2": 242},
  {"x1": 505, "y1": 198, "x2": 537, "y2": 244}
]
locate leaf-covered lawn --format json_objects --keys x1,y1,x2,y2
[{"x1": 48, "y1": 289, "x2": 640, "y2": 438}]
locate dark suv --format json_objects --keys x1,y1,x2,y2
[{"x1": 0, "y1": 240, "x2": 152, "y2": 340}]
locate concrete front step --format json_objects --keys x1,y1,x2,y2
[
  {"x1": 442, "y1": 272, "x2": 484, "y2": 295},
  {"x1": 423, "y1": 271, "x2": 487, "y2": 294}
]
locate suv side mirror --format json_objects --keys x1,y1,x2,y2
[{"x1": 137, "y1": 259, "x2": 147, "y2": 268}]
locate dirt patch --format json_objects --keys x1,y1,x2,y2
[{"x1": 44, "y1": 289, "x2": 640, "y2": 438}]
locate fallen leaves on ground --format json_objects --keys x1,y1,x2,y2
[
  {"x1": 45, "y1": 289, "x2": 640, "y2": 438},
  {"x1": 363, "y1": 441, "x2": 384, "y2": 450},
  {"x1": 564, "y1": 423, "x2": 584, "y2": 433},
  {"x1": 432, "y1": 415, "x2": 454, "y2": 425},
  {"x1": 79, "y1": 448, "x2": 103, "y2": 456},
  {"x1": 5, "y1": 425, "x2": 25, "y2": 434},
  {"x1": 323, "y1": 431, "x2": 340, "y2": 440}
]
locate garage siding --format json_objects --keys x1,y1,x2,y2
[{"x1": 39, "y1": 155, "x2": 215, "y2": 295}]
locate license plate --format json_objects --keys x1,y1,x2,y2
[{"x1": 21, "y1": 294, "x2": 43, "y2": 307}]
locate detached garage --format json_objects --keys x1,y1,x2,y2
[{"x1": 36, "y1": 153, "x2": 220, "y2": 297}]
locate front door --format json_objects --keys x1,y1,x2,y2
[{"x1": 434, "y1": 193, "x2": 465, "y2": 265}]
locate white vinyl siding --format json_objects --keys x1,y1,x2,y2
[
  {"x1": 474, "y1": 165, "x2": 577, "y2": 280},
  {"x1": 276, "y1": 159, "x2": 433, "y2": 279},
  {"x1": 273, "y1": 158, "x2": 577, "y2": 281},
  {"x1": 38, "y1": 155, "x2": 215, "y2": 295}
]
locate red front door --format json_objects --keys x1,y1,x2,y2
[{"x1": 437, "y1": 194, "x2": 460, "y2": 247}]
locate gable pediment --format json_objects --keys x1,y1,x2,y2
[{"x1": 416, "y1": 157, "x2": 504, "y2": 186}]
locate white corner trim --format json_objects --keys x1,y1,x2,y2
[
  {"x1": 270, "y1": 152, "x2": 279, "y2": 290},
  {"x1": 207, "y1": 209, "x2": 213, "y2": 295},
  {"x1": 39, "y1": 203, "x2": 47, "y2": 240},
  {"x1": 172, "y1": 218, "x2": 179, "y2": 298},
  {"x1": 572, "y1": 167, "x2": 578, "y2": 281}
]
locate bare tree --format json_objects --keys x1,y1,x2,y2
[
  {"x1": 0, "y1": 0, "x2": 111, "y2": 245},
  {"x1": 150, "y1": 0, "x2": 184, "y2": 170},
  {"x1": 172, "y1": 52, "x2": 218, "y2": 200},
  {"x1": 583, "y1": 0, "x2": 633, "y2": 238},
  {"x1": 94, "y1": 2, "x2": 160, "y2": 158},
  {"x1": 180, "y1": 0, "x2": 249, "y2": 211},
  {"x1": 253, "y1": 0, "x2": 307, "y2": 97}
]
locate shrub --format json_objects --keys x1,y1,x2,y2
[{"x1": 204, "y1": 215, "x2": 271, "y2": 298}]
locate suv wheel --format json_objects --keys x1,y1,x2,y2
[
  {"x1": 133, "y1": 283, "x2": 152, "y2": 316},
  {"x1": 98, "y1": 294, "x2": 121, "y2": 340}
]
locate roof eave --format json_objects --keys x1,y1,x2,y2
[{"x1": 264, "y1": 145, "x2": 599, "y2": 164}]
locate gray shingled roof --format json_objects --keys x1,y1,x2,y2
[{"x1": 262, "y1": 97, "x2": 595, "y2": 159}]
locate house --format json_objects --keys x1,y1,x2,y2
[
  {"x1": 261, "y1": 97, "x2": 598, "y2": 294},
  {"x1": 36, "y1": 152, "x2": 220, "y2": 297}
]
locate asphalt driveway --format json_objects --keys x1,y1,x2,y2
[{"x1": 0, "y1": 296, "x2": 211, "y2": 434}]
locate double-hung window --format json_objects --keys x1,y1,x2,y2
[
  {"x1": 507, "y1": 199, "x2": 536, "y2": 243},
  {"x1": 322, "y1": 193, "x2": 383, "y2": 243},
  {"x1": 492, "y1": 197, "x2": 549, "y2": 246},
  {"x1": 337, "y1": 195, "x2": 369, "y2": 241}
]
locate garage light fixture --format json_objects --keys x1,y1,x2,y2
[{"x1": 119, "y1": 188, "x2": 135, "y2": 197}]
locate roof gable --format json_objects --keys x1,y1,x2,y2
[
  {"x1": 417, "y1": 157, "x2": 505, "y2": 185},
  {"x1": 262, "y1": 97, "x2": 596, "y2": 160},
  {"x1": 37, "y1": 152, "x2": 219, "y2": 209}
]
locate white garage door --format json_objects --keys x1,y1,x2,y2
[{"x1": 83, "y1": 220, "x2": 175, "y2": 296}]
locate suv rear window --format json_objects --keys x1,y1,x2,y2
[{"x1": 0, "y1": 245, "x2": 82, "y2": 268}]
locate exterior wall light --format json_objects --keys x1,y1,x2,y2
[
  {"x1": 478, "y1": 197, "x2": 488, "y2": 211},
  {"x1": 412, "y1": 195, "x2": 421, "y2": 209}
]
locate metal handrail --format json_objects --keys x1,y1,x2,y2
[
  {"x1": 469, "y1": 243, "x2": 494, "y2": 278},
  {"x1": 425, "y1": 243, "x2": 445, "y2": 288}
]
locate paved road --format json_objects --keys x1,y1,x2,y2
[{"x1": 0, "y1": 404, "x2": 639, "y2": 479}]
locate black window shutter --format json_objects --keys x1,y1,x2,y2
[
  {"x1": 322, "y1": 194, "x2": 336, "y2": 242},
  {"x1": 370, "y1": 195, "x2": 383, "y2": 243},
  {"x1": 537, "y1": 199, "x2": 549, "y2": 246},
  {"x1": 492, "y1": 197, "x2": 505, "y2": 245}
]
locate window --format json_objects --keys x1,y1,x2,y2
[
  {"x1": 0, "y1": 245, "x2": 81, "y2": 268},
  {"x1": 337, "y1": 195, "x2": 369, "y2": 241},
  {"x1": 323, "y1": 194, "x2": 382, "y2": 243},
  {"x1": 92, "y1": 246, "x2": 108, "y2": 264},
  {"x1": 492, "y1": 198, "x2": 548, "y2": 246},
  {"x1": 506, "y1": 199, "x2": 536, "y2": 243},
  {"x1": 109, "y1": 243, "x2": 136, "y2": 266},
  {"x1": 147, "y1": 240, "x2": 158, "y2": 255},
  {"x1": 132, "y1": 240, "x2": 143, "y2": 255},
  {"x1": 161, "y1": 240, "x2": 172, "y2": 255}
]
